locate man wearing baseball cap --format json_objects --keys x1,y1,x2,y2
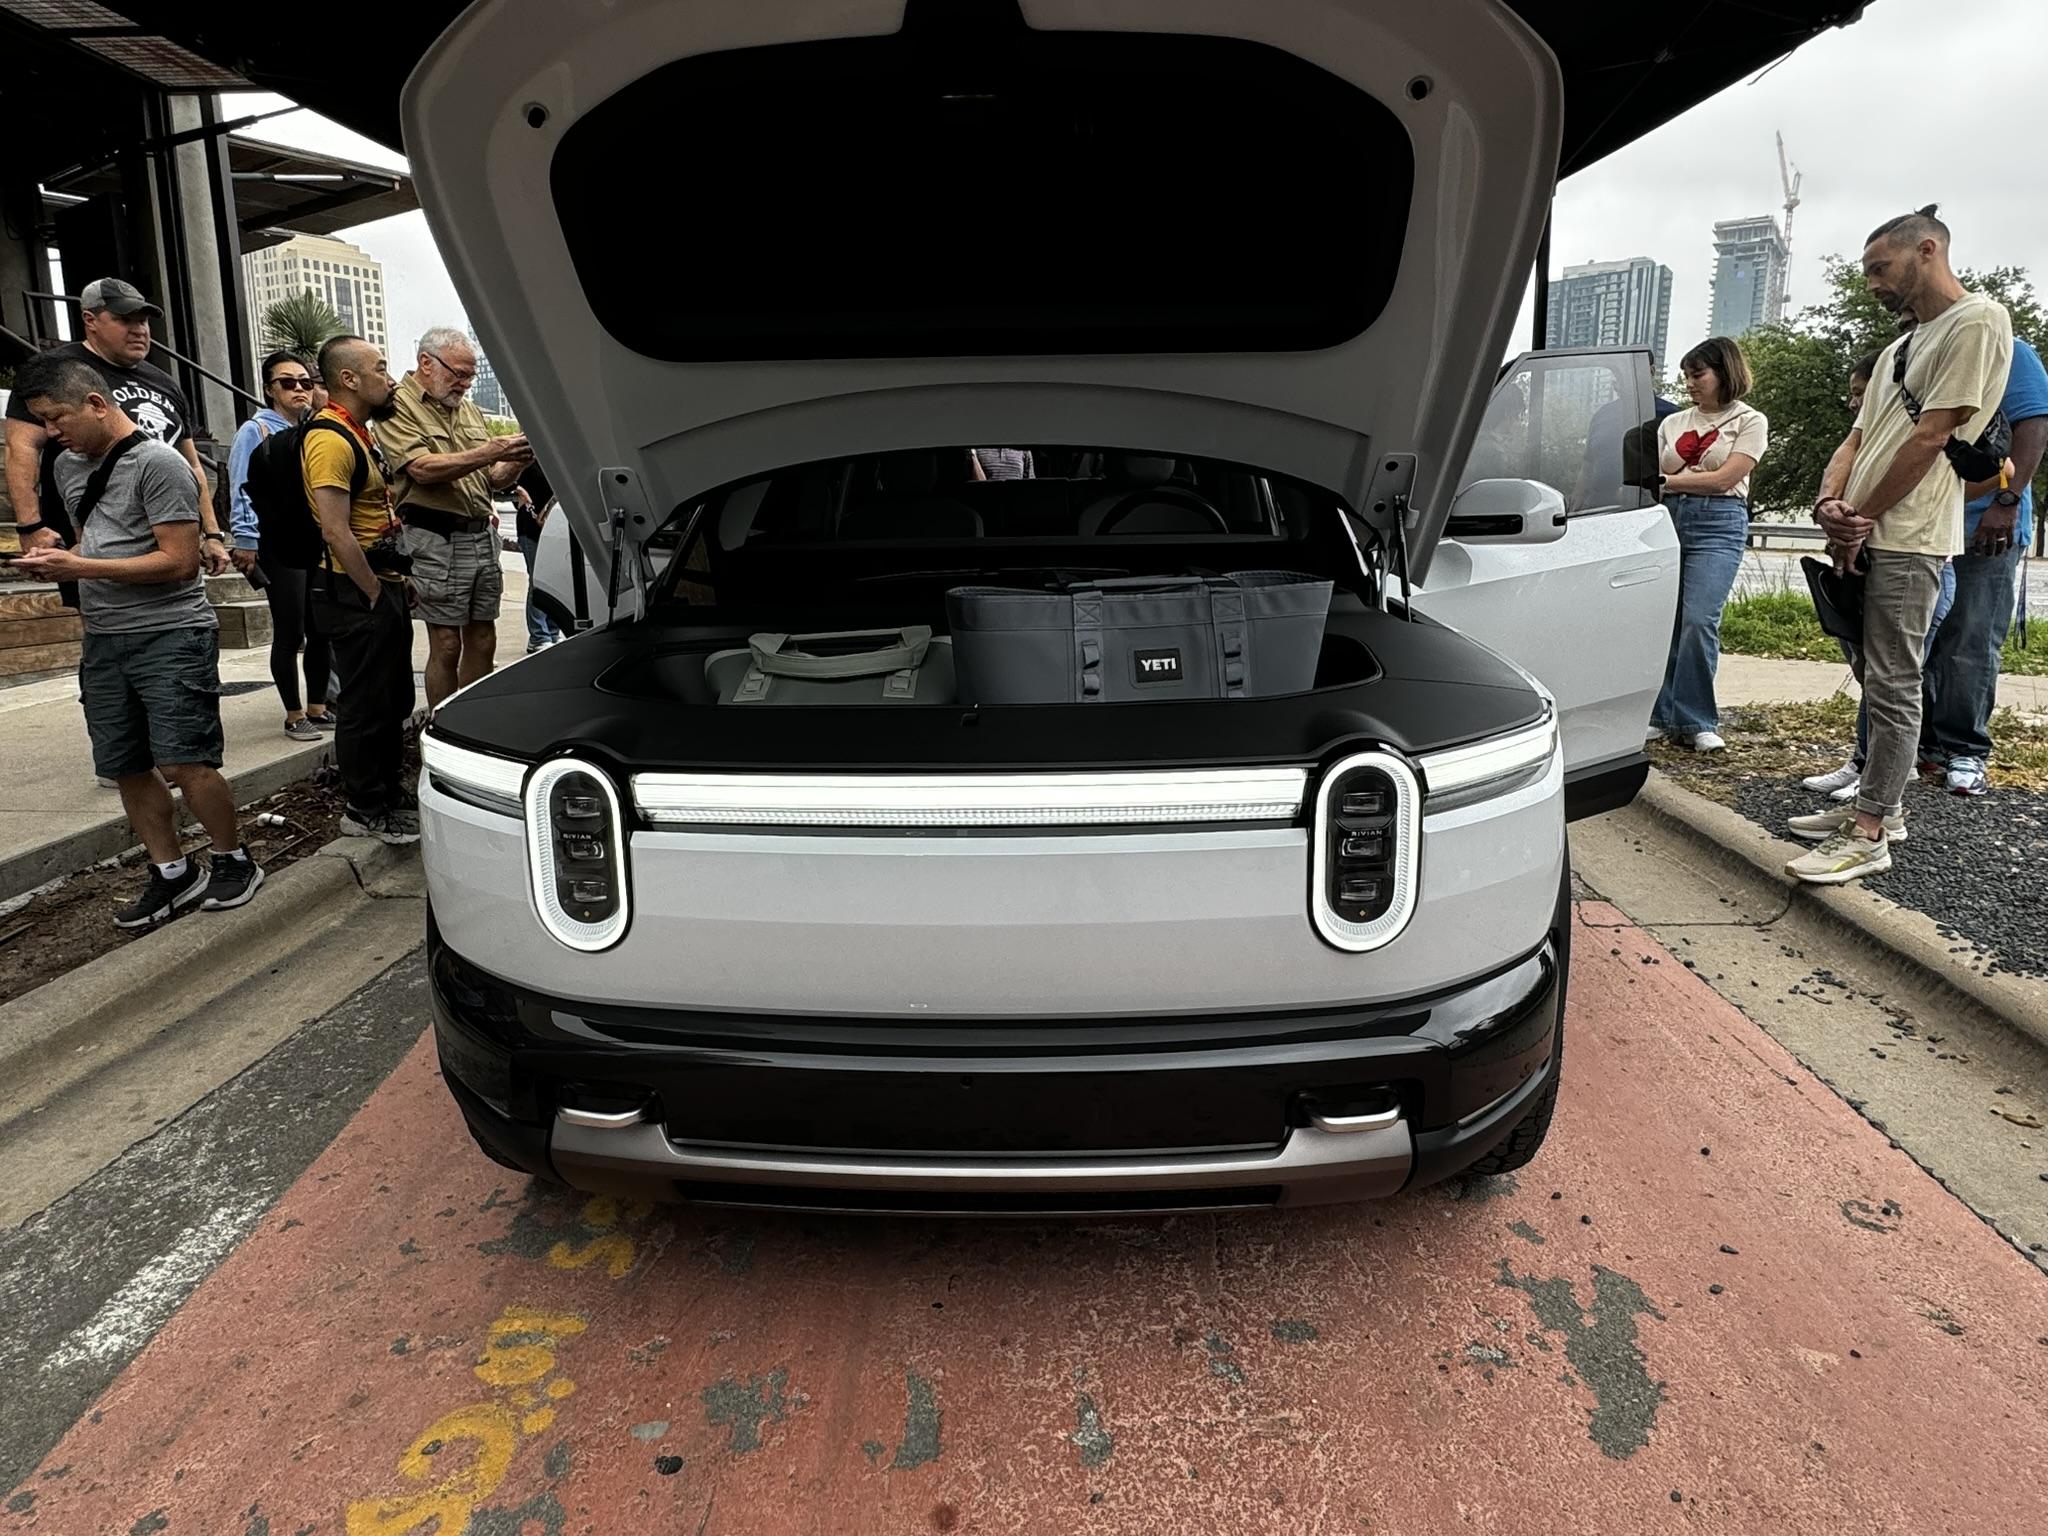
[{"x1": 6, "y1": 277, "x2": 226, "y2": 574}]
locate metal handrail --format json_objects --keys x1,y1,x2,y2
[{"x1": 19, "y1": 290, "x2": 263, "y2": 416}]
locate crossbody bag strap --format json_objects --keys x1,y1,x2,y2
[{"x1": 72, "y1": 432, "x2": 147, "y2": 527}]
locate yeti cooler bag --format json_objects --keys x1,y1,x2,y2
[
  {"x1": 706, "y1": 627, "x2": 956, "y2": 705},
  {"x1": 946, "y1": 571, "x2": 1332, "y2": 704}
]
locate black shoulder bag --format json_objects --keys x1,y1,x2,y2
[{"x1": 1894, "y1": 335, "x2": 2012, "y2": 483}]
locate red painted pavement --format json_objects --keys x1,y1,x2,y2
[{"x1": 7, "y1": 903, "x2": 2048, "y2": 1535}]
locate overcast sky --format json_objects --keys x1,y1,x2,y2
[{"x1": 227, "y1": 0, "x2": 2048, "y2": 368}]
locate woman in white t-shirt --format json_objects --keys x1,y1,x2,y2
[{"x1": 1648, "y1": 336, "x2": 1769, "y2": 751}]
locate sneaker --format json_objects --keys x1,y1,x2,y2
[
  {"x1": 339, "y1": 805, "x2": 422, "y2": 846},
  {"x1": 305, "y1": 710, "x2": 338, "y2": 731},
  {"x1": 1801, "y1": 761, "x2": 1862, "y2": 796},
  {"x1": 199, "y1": 852, "x2": 266, "y2": 911},
  {"x1": 283, "y1": 717, "x2": 322, "y2": 743},
  {"x1": 388, "y1": 801, "x2": 422, "y2": 839},
  {"x1": 1788, "y1": 805, "x2": 1907, "y2": 843},
  {"x1": 1691, "y1": 731, "x2": 1726, "y2": 752},
  {"x1": 1915, "y1": 754, "x2": 1946, "y2": 781},
  {"x1": 1645, "y1": 723, "x2": 1668, "y2": 741},
  {"x1": 1944, "y1": 757, "x2": 1988, "y2": 797},
  {"x1": 1786, "y1": 827, "x2": 1892, "y2": 885},
  {"x1": 525, "y1": 643, "x2": 544, "y2": 656},
  {"x1": 96, "y1": 775, "x2": 117, "y2": 789},
  {"x1": 113, "y1": 861, "x2": 207, "y2": 929}
]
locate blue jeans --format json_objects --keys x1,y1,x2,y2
[
  {"x1": 519, "y1": 532, "x2": 561, "y2": 647},
  {"x1": 1919, "y1": 544, "x2": 2020, "y2": 763},
  {"x1": 1850, "y1": 560, "x2": 1955, "y2": 767},
  {"x1": 1651, "y1": 496, "x2": 1750, "y2": 737}
]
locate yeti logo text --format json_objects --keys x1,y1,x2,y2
[{"x1": 1132, "y1": 649, "x2": 1183, "y2": 685}]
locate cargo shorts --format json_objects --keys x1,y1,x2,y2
[
  {"x1": 403, "y1": 522, "x2": 504, "y2": 628},
  {"x1": 78, "y1": 624, "x2": 225, "y2": 779}
]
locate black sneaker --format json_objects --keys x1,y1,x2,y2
[
  {"x1": 200, "y1": 852, "x2": 266, "y2": 911},
  {"x1": 339, "y1": 804, "x2": 421, "y2": 845},
  {"x1": 113, "y1": 861, "x2": 208, "y2": 929},
  {"x1": 306, "y1": 710, "x2": 338, "y2": 731}
]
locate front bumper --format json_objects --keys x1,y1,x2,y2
[{"x1": 430, "y1": 911, "x2": 1564, "y2": 1214}]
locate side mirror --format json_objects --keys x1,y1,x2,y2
[{"x1": 1445, "y1": 478, "x2": 1568, "y2": 544}]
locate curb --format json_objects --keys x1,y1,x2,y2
[
  {"x1": 1632, "y1": 769, "x2": 2048, "y2": 1056},
  {"x1": 0, "y1": 742, "x2": 331, "y2": 904},
  {"x1": 0, "y1": 835, "x2": 415, "y2": 1094}
]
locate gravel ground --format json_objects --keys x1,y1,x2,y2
[{"x1": 1724, "y1": 774, "x2": 2048, "y2": 980}]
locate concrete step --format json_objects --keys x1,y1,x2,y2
[
  {"x1": 213, "y1": 599, "x2": 273, "y2": 651},
  {"x1": 204, "y1": 572, "x2": 260, "y2": 605}
]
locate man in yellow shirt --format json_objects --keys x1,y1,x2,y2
[
  {"x1": 1792, "y1": 208, "x2": 2013, "y2": 884},
  {"x1": 374, "y1": 326, "x2": 533, "y2": 710},
  {"x1": 303, "y1": 334, "x2": 419, "y2": 846}
]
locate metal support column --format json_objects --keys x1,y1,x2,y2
[
  {"x1": 1531, "y1": 214, "x2": 1551, "y2": 352},
  {"x1": 200, "y1": 95, "x2": 255, "y2": 407}
]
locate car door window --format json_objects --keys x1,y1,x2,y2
[{"x1": 1461, "y1": 353, "x2": 1657, "y2": 516}]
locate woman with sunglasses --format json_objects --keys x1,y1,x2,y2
[
  {"x1": 1647, "y1": 336, "x2": 1769, "y2": 752},
  {"x1": 228, "y1": 350, "x2": 335, "y2": 741}
]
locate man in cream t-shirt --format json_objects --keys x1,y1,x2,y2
[{"x1": 1793, "y1": 207, "x2": 2013, "y2": 884}]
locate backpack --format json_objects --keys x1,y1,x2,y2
[{"x1": 246, "y1": 416, "x2": 366, "y2": 569}]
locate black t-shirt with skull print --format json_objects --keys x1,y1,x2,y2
[{"x1": 7, "y1": 340, "x2": 195, "y2": 449}]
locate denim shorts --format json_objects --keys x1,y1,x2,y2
[{"x1": 79, "y1": 624, "x2": 225, "y2": 778}]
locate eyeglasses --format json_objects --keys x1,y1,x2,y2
[
  {"x1": 269, "y1": 375, "x2": 314, "y2": 391},
  {"x1": 424, "y1": 350, "x2": 476, "y2": 385}
]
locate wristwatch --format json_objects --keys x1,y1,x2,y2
[
  {"x1": 14, "y1": 520, "x2": 46, "y2": 537},
  {"x1": 1993, "y1": 488, "x2": 2022, "y2": 507}
]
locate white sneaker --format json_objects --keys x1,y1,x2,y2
[
  {"x1": 1801, "y1": 762, "x2": 1861, "y2": 795},
  {"x1": 1691, "y1": 731, "x2": 1726, "y2": 752},
  {"x1": 1786, "y1": 827, "x2": 1893, "y2": 884},
  {"x1": 1645, "y1": 723, "x2": 1668, "y2": 741},
  {"x1": 1944, "y1": 757, "x2": 1987, "y2": 797},
  {"x1": 1787, "y1": 805, "x2": 1906, "y2": 843},
  {"x1": 1828, "y1": 778, "x2": 1861, "y2": 802},
  {"x1": 96, "y1": 775, "x2": 117, "y2": 789}
]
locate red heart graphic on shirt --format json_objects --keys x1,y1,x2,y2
[{"x1": 1674, "y1": 427, "x2": 1720, "y2": 468}]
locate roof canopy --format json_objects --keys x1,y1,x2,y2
[{"x1": 104, "y1": 0, "x2": 1870, "y2": 177}]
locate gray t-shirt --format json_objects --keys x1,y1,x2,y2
[{"x1": 54, "y1": 438, "x2": 216, "y2": 635}]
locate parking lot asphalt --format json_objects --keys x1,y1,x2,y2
[{"x1": 5, "y1": 902, "x2": 2047, "y2": 1535}]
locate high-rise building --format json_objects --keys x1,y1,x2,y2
[
  {"x1": 242, "y1": 233, "x2": 388, "y2": 368},
  {"x1": 468, "y1": 326, "x2": 510, "y2": 417},
  {"x1": 1707, "y1": 216, "x2": 1789, "y2": 339},
  {"x1": 1544, "y1": 256, "x2": 1674, "y2": 371}
]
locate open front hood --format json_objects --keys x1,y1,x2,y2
[{"x1": 402, "y1": 0, "x2": 1561, "y2": 573}]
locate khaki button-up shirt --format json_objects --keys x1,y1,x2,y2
[{"x1": 375, "y1": 371, "x2": 494, "y2": 521}]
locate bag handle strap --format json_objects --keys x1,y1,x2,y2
[
  {"x1": 747, "y1": 626, "x2": 932, "y2": 680},
  {"x1": 72, "y1": 432, "x2": 147, "y2": 528}
]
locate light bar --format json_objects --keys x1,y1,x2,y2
[
  {"x1": 631, "y1": 768, "x2": 1310, "y2": 829},
  {"x1": 1416, "y1": 716, "x2": 1557, "y2": 800},
  {"x1": 422, "y1": 731, "x2": 528, "y2": 817}
]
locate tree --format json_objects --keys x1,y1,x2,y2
[
  {"x1": 1742, "y1": 257, "x2": 2045, "y2": 517},
  {"x1": 260, "y1": 290, "x2": 344, "y2": 359}
]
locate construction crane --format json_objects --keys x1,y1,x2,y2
[{"x1": 1776, "y1": 131, "x2": 1802, "y2": 317}]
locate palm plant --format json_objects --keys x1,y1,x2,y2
[{"x1": 260, "y1": 290, "x2": 344, "y2": 357}]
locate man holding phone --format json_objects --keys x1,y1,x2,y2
[
  {"x1": 11, "y1": 354, "x2": 263, "y2": 924},
  {"x1": 374, "y1": 326, "x2": 533, "y2": 711}
]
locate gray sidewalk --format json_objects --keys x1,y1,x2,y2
[{"x1": 0, "y1": 551, "x2": 545, "y2": 903}]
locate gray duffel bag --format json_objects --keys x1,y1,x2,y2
[
  {"x1": 706, "y1": 627, "x2": 956, "y2": 705},
  {"x1": 946, "y1": 571, "x2": 1332, "y2": 704}
]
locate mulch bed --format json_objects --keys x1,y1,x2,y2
[
  {"x1": 0, "y1": 733, "x2": 422, "y2": 1008},
  {"x1": 1653, "y1": 703, "x2": 2048, "y2": 980}
]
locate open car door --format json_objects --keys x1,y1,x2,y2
[{"x1": 1413, "y1": 346, "x2": 1679, "y2": 820}]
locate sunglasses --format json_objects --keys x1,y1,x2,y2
[{"x1": 269, "y1": 375, "x2": 315, "y2": 391}]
